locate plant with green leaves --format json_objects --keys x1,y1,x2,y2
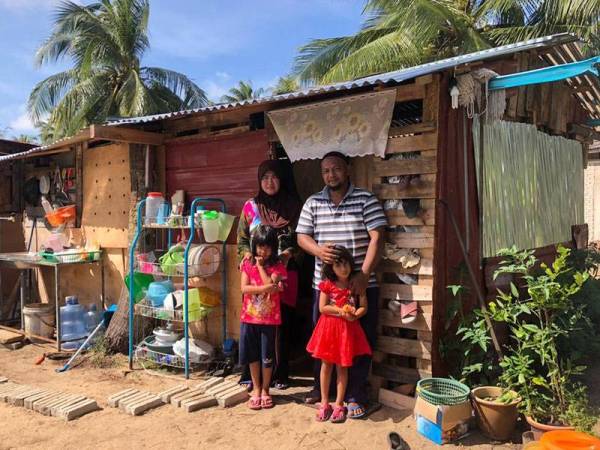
[
  {"x1": 483, "y1": 245, "x2": 597, "y2": 431},
  {"x1": 29, "y1": 0, "x2": 207, "y2": 142},
  {"x1": 295, "y1": 0, "x2": 600, "y2": 84},
  {"x1": 220, "y1": 81, "x2": 264, "y2": 103}
]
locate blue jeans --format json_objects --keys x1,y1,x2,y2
[{"x1": 311, "y1": 287, "x2": 379, "y2": 404}]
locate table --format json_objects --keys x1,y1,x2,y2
[{"x1": 0, "y1": 252, "x2": 104, "y2": 351}]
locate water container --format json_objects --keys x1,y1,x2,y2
[
  {"x1": 85, "y1": 304, "x2": 102, "y2": 333},
  {"x1": 201, "y1": 210, "x2": 219, "y2": 243},
  {"x1": 145, "y1": 192, "x2": 165, "y2": 225},
  {"x1": 60, "y1": 296, "x2": 87, "y2": 349}
]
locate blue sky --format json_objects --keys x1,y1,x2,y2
[{"x1": 0, "y1": 0, "x2": 364, "y2": 136}]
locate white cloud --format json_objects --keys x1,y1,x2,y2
[{"x1": 9, "y1": 111, "x2": 36, "y2": 134}]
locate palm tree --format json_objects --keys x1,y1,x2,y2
[
  {"x1": 272, "y1": 75, "x2": 300, "y2": 95},
  {"x1": 294, "y1": 0, "x2": 600, "y2": 84},
  {"x1": 13, "y1": 134, "x2": 39, "y2": 144},
  {"x1": 220, "y1": 81, "x2": 264, "y2": 103},
  {"x1": 29, "y1": 0, "x2": 208, "y2": 142}
]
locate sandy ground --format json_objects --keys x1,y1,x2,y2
[{"x1": 0, "y1": 342, "x2": 547, "y2": 450}]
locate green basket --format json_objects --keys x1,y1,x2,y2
[{"x1": 416, "y1": 377, "x2": 470, "y2": 406}]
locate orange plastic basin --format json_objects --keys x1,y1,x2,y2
[
  {"x1": 45, "y1": 211, "x2": 66, "y2": 227},
  {"x1": 540, "y1": 430, "x2": 600, "y2": 450}
]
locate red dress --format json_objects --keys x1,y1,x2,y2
[{"x1": 306, "y1": 280, "x2": 372, "y2": 367}]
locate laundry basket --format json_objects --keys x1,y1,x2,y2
[{"x1": 416, "y1": 377, "x2": 470, "y2": 406}]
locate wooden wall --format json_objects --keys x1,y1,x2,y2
[{"x1": 367, "y1": 75, "x2": 439, "y2": 407}]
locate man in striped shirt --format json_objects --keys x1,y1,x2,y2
[{"x1": 297, "y1": 151, "x2": 387, "y2": 419}]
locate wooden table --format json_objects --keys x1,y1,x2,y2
[{"x1": 0, "y1": 252, "x2": 104, "y2": 351}]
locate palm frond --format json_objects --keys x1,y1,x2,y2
[
  {"x1": 141, "y1": 67, "x2": 208, "y2": 108},
  {"x1": 28, "y1": 70, "x2": 78, "y2": 124}
]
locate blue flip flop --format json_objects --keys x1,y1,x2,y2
[{"x1": 347, "y1": 402, "x2": 367, "y2": 419}]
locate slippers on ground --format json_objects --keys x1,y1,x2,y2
[
  {"x1": 316, "y1": 403, "x2": 333, "y2": 422},
  {"x1": 387, "y1": 432, "x2": 410, "y2": 450},
  {"x1": 347, "y1": 402, "x2": 367, "y2": 419},
  {"x1": 248, "y1": 396, "x2": 262, "y2": 410},
  {"x1": 330, "y1": 405, "x2": 347, "y2": 423},
  {"x1": 261, "y1": 395, "x2": 274, "y2": 409}
]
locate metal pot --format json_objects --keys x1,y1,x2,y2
[{"x1": 152, "y1": 327, "x2": 181, "y2": 345}]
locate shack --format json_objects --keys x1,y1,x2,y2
[{"x1": 1, "y1": 33, "x2": 598, "y2": 407}]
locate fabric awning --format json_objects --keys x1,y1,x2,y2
[{"x1": 267, "y1": 90, "x2": 396, "y2": 162}]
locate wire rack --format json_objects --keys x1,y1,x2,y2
[
  {"x1": 134, "y1": 258, "x2": 221, "y2": 278},
  {"x1": 134, "y1": 345, "x2": 209, "y2": 370},
  {"x1": 134, "y1": 298, "x2": 213, "y2": 322}
]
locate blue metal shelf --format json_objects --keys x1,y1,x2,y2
[{"x1": 128, "y1": 197, "x2": 228, "y2": 379}]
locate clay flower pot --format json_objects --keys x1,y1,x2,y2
[
  {"x1": 472, "y1": 386, "x2": 521, "y2": 441},
  {"x1": 525, "y1": 415, "x2": 575, "y2": 441}
]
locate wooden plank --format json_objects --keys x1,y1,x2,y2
[
  {"x1": 381, "y1": 258, "x2": 433, "y2": 276},
  {"x1": 373, "y1": 363, "x2": 431, "y2": 384},
  {"x1": 377, "y1": 335, "x2": 432, "y2": 359},
  {"x1": 385, "y1": 208, "x2": 435, "y2": 226},
  {"x1": 379, "y1": 310, "x2": 432, "y2": 331},
  {"x1": 379, "y1": 388, "x2": 416, "y2": 410},
  {"x1": 380, "y1": 284, "x2": 432, "y2": 301},
  {"x1": 422, "y1": 74, "x2": 439, "y2": 123},
  {"x1": 387, "y1": 232, "x2": 434, "y2": 248},
  {"x1": 416, "y1": 74, "x2": 433, "y2": 85},
  {"x1": 75, "y1": 144, "x2": 83, "y2": 228},
  {"x1": 374, "y1": 182, "x2": 435, "y2": 199},
  {"x1": 418, "y1": 330, "x2": 433, "y2": 342},
  {"x1": 417, "y1": 359, "x2": 432, "y2": 372},
  {"x1": 90, "y1": 125, "x2": 164, "y2": 146},
  {"x1": 0, "y1": 329, "x2": 24, "y2": 344},
  {"x1": 395, "y1": 84, "x2": 426, "y2": 102},
  {"x1": 386, "y1": 133, "x2": 437, "y2": 153},
  {"x1": 373, "y1": 158, "x2": 436, "y2": 177},
  {"x1": 388, "y1": 121, "x2": 436, "y2": 137}
]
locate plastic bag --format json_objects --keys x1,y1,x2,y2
[{"x1": 173, "y1": 338, "x2": 214, "y2": 363}]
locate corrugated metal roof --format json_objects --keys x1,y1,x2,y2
[
  {"x1": 1, "y1": 33, "x2": 594, "y2": 163},
  {"x1": 107, "y1": 34, "x2": 579, "y2": 126}
]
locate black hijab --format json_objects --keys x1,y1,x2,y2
[{"x1": 254, "y1": 160, "x2": 301, "y2": 229}]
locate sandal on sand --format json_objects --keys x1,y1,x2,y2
[
  {"x1": 248, "y1": 396, "x2": 261, "y2": 410},
  {"x1": 316, "y1": 404, "x2": 333, "y2": 422},
  {"x1": 347, "y1": 402, "x2": 366, "y2": 419},
  {"x1": 261, "y1": 395, "x2": 274, "y2": 409},
  {"x1": 331, "y1": 405, "x2": 347, "y2": 423}
]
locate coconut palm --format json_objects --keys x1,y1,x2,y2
[
  {"x1": 29, "y1": 0, "x2": 208, "y2": 141},
  {"x1": 272, "y1": 75, "x2": 300, "y2": 95},
  {"x1": 294, "y1": 0, "x2": 600, "y2": 84},
  {"x1": 221, "y1": 81, "x2": 264, "y2": 103}
]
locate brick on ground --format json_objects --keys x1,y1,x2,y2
[
  {"x1": 107, "y1": 388, "x2": 139, "y2": 407},
  {"x1": 59, "y1": 399, "x2": 99, "y2": 421},
  {"x1": 158, "y1": 385, "x2": 188, "y2": 403},
  {"x1": 182, "y1": 395, "x2": 217, "y2": 413}
]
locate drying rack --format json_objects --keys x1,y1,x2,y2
[{"x1": 127, "y1": 197, "x2": 228, "y2": 378}]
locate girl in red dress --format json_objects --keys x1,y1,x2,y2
[{"x1": 306, "y1": 246, "x2": 371, "y2": 423}]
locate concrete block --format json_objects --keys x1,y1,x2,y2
[
  {"x1": 119, "y1": 392, "x2": 152, "y2": 411},
  {"x1": 2, "y1": 385, "x2": 31, "y2": 402},
  {"x1": 107, "y1": 388, "x2": 139, "y2": 407},
  {"x1": 214, "y1": 385, "x2": 249, "y2": 408},
  {"x1": 158, "y1": 385, "x2": 188, "y2": 403},
  {"x1": 170, "y1": 389, "x2": 202, "y2": 407},
  {"x1": 35, "y1": 393, "x2": 71, "y2": 413},
  {"x1": 50, "y1": 395, "x2": 86, "y2": 417},
  {"x1": 25, "y1": 391, "x2": 55, "y2": 409},
  {"x1": 41, "y1": 394, "x2": 78, "y2": 416},
  {"x1": 183, "y1": 395, "x2": 217, "y2": 412},
  {"x1": 127, "y1": 396, "x2": 163, "y2": 416},
  {"x1": 60, "y1": 399, "x2": 99, "y2": 421},
  {"x1": 10, "y1": 388, "x2": 44, "y2": 406},
  {"x1": 0, "y1": 383, "x2": 20, "y2": 396},
  {"x1": 195, "y1": 377, "x2": 224, "y2": 392},
  {"x1": 205, "y1": 381, "x2": 238, "y2": 397}
]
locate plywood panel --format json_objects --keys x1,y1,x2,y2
[{"x1": 82, "y1": 143, "x2": 130, "y2": 248}]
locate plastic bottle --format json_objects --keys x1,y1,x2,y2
[
  {"x1": 145, "y1": 192, "x2": 165, "y2": 225},
  {"x1": 60, "y1": 296, "x2": 87, "y2": 349}
]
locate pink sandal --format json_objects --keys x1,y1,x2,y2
[
  {"x1": 316, "y1": 403, "x2": 333, "y2": 422},
  {"x1": 261, "y1": 395, "x2": 274, "y2": 409},
  {"x1": 248, "y1": 396, "x2": 261, "y2": 410},
  {"x1": 331, "y1": 405, "x2": 347, "y2": 423}
]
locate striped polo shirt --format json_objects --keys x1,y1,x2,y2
[{"x1": 296, "y1": 184, "x2": 388, "y2": 288}]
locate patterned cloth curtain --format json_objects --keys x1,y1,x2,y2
[
  {"x1": 473, "y1": 118, "x2": 584, "y2": 257},
  {"x1": 267, "y1": 90, "x2": 396, "y2": 162}
]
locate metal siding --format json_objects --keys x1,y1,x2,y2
[{"x1": 165, "y1": 130, "x2": 269, "y2": 216}]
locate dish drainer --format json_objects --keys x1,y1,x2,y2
[{"x1": 128, "y1": 197, "x2": 228, "y2": 378}]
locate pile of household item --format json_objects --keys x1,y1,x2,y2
[{"x1": 129, "y1": 192, "x2": 233, "y2": 376}]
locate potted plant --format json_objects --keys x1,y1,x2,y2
[
  {"x1": 471, "y1": 387, "x2": 521, "y2": 441},
  {"x1": 483, "y1": 246, "x2": 597, "y2": 437}
]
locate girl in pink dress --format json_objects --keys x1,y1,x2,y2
[{"x1": 306, "y1": 246, "x2": 371, "y2": 423}]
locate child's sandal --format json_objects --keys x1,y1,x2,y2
[
  {"x1": 248, "y1": 396, "x2": 262, "y2": 410},
  {"x1": 260, "y1": 395, "x2": 274, "y2": 409},
  {"x1": 331, "y1": 405, "x2": 347, "y2": 423},
  {"x1": 316, "y1": 404, "x2": 333, "y2": 422}
]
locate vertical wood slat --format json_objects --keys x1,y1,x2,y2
[{"x1": 75, "y1": 143, "x2": 84, "y2": 228}]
